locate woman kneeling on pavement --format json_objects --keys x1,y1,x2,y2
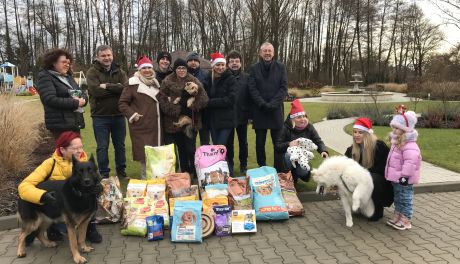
[
  {"x1": 345, "y1": 117, "x2": 394, "y2": 221},
  {"x1": 275, "y1": 99, "x2": 329, "y2": 184},
  {"x1": 18, "y1": 131, "x2": 102, "y2": 244}
]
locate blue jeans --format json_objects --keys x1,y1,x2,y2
[
  {"x1": 210, "y1": 128, "x2": 232, "y2": 146},
  {"x1": 284, "y1": 153, "x2": 310, "y2": 182},
  {"x1": 92, "y1": 116, "x2": 126, "y2": 175},
  {"x1": 392, "y1": 183, "x2": 414, "y2": 219}
]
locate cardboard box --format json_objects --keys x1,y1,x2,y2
[{"x1": 231, "y1": 210, "x2": 257, "y2": 233}]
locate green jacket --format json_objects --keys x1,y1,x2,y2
[{"x1": 86, "y1": 61, "x2": 128, "y2": 116}]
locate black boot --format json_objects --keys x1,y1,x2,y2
[
  {"x1": 86, "y1": 222, "x2": 102, "y2": 243},
  {"x1": 47, "y1": 224, "x2": 63, "y2": 241},
  {"x1": 369, "y1": 206, "x2": 384, "y2": 221}
]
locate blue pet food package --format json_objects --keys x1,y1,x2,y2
[
  {"x1": 213, "y1": 205, "x2": 232, "y2": 237},
  {"x1": 231, "y1": 210, "x2": 256, "y2": 233},
  {"x1": 146, "y1": 215, "x2": 164, "y2": 241},
  {"x1": 247, "y1": 166, "x2": 289, "y2": 221},
  {"x1": 171, "y1": 200, "x2": 202, "y2": 243}
]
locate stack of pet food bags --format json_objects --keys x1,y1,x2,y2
[
  {"x1": 120, "y1": 144, "x2": 177, "y2": 240},
  {"x1": 194, "y1": 145, "x2": 230, "y2": 237},
  {"x1": 120, "y1": 179, "x2": 169, "y2": 239}
]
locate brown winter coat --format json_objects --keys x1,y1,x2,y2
[
  {"x1": 157, "y1": 73, "x2": 208, "y2": 133},
  {"x1": 119, "y1": 74, "x2": 162, "y2": 162}
]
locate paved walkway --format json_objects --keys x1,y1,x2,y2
[
  {"x1": 1, "y1": 192, "x2": 460, "y2": 263},
  {"x1": 313, "y1": 118, "x2": 460, "y2": 184},
  {"x1": 299, "y1": 92, "x2": 411, "y2": 103}
]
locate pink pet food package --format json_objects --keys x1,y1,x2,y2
[{"x1": 194, "y1": 145, "x2": 229, "y2": 194}]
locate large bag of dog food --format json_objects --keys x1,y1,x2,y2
[
  {"x1": 166, "y1": 173, "x2": 191, "y2": 198},
  {"x1": 171, "y1": 200, "x2": 203, "y2": 243},
  {"x1": 228, "y1": 176, "x2": 252, "y2": 210},
  {"x1": 278, "y1": 172, "x2": 305, "y2": 216},
  {"x1": 145, "y1": 144, "x2": 176, "y2": 179},
  {"x1": 247, "y1": 166, "x2": 289, "y2": 221},
  {"x1": 194, "y1": 145, "x2": 229, "y2": 194},
  {"x1": 96, "y1": 176, "x2": 124, "y2": 223},
  {"x1": 120, "y1": 197, "x2": 155, "y2": 236}
]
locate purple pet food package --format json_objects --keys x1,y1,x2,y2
[
  {"x1": 213, "y1": 205, "x2": 232, "y2": 237},
  {"x1": 146, "y1": 215, "x2": 164, "y2": 241}
]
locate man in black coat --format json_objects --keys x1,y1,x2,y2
[
  {"x1": 226, "y1": 50, "x2": 251, "y2": 174},
  {"x1": 248, "y1": 42, "x2": 288, "y2": 171}
]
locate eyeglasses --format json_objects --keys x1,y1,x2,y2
[
  {"x1": 176, "y1": 66, "x2": 187, "y2": 70},
  {"x1": 66, "y1": 145, "x2": 84, "y2": 151}
]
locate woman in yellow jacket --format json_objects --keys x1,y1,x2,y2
[{"x1": 18, "y1": 131, "x2": 102, "y2": 244}]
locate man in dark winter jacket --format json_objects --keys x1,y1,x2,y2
[
  {"x1": 226, "y1": 50, "x2": 251, "y2": 174},
  {"x1": 87, "y1": 45, "x2": 128, "y2": 179},
  {"x1": 186, "y1": 51, "x2": 210, "y2": 145},
  {"x1": 248, "y1": 42, "x2": 288, "y2": 171},
  {"x1": 155, "y1": 51, "x2": 173, "y2": 83}
]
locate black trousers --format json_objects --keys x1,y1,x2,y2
[
  {"x1": 227, "y1": 124, "x2": 248, "y2": 172},
  {"x1": 198, "y1": 127, "x2": 210, "y2": 146},
  {"x1": 255, "y1": 128, "x2": 283, "y2": 171},
  {"x1": 164, "y1": 132, "x2": 197, "y2": 175}
]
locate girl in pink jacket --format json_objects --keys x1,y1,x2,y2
[{"x1": 385, "y1": 109, "x2": 421, "y2": 230}]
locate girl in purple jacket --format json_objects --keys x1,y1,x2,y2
[{"x1": 385, "y1": 109, "x2": 422, "y2": 230}]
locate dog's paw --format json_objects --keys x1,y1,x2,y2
[
  {"x1": 352, "y1": 204, "x2": 360, "y2": 212},
  {"x1": 80, "y1": 245, "x2": 94, "y2": 253},
  {"x1": 17, "y1": 250, "x2": 26, "y2": 258},
  {"x1": 73, "y1": 254, "x2": 88, "y2": 264},
  {"x1": 346, "y1": 220, "x2": 353, "y2": 227},
  {"x1": 43, "y1": 241, "x2": 57, "y2": 248}
]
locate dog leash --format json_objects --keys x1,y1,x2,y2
[{"x1": 339, "y1": 174, "x2": 353, "y2": 194}]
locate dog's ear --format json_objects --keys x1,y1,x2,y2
[
  {"x1": 89, "y1": 153, "x2": 96, "y2": 164},
  {"x1": 72, "y1": 155, "x2": 79, "y2": 166}
]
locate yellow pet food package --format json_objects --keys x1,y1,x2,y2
[
  {"x1": 146, "y1": 178, "x2": 167, "y2": 201},
  {"x1": 169, "y1": 195, "x2": 196, "y2": 216},
  {"x1": 120, "y1": 197, "x2": 155, "y2": 236},
  {"x1": 145, "y1": 144, "x2": 176, "y2": 179},
  {"x1": 201, "y1": 184, "x2": 228, "y2": 213},
  {"x1": 126, "y1": 179, "x2": 147, "y2": 198}
]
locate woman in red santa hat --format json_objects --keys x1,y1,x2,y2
[
  {"x1": 203, "y1": 52, "x2": 237, "y2": 175},
  {"x1": 119, "y1": 55, "x2": 162, "y2": 179},
  {"x1": 275, "y1": 99, "x2": 329, "y2": 184},
  {"x1": 345, "y1": 117, "x2": 393, "y2": 221}
]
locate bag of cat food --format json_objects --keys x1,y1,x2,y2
[
  {"x1": 146, "y1": 215, "x2": 164, "y2": 241},
  {"x1": 145, "y1": 144, "x2": 176, "y2": 179},
  {"x1": 213, "y1": 205, "x2": 232, "y2": 237},
  {"x1": 194, "y1": 145, "x2": 229, "y2": 194},
  {"x1": 120, "y1": 197, "x2": 155, "y2": 237},
  {"x1": 96, "y1": 176, "x2": 124, "y2": 223},
  {"x1": 171, "y1": 200, "x2": 202, "y2": 243},
  {"x1": 228, "y1": 176, "x2": 252, "y2": 210},
  {"x1": 126, "y1": 179, "x2": 147, "y2": 198},
  {"x1": 278, "y1": 172, "x2": 305, "y2": 216},
  {"x1": 166, "y1": 173, "x2": 191, "y2": 198},
  {"x1": 247, "y1": 166, "x2": 289, "y2": 221}
]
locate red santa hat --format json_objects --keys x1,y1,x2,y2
[
  {"x1": 353, "y1": 117, "x2": 373, "y2": 134},
  {"x1": 289, "y1": 99, "x2": 306, "y2": 119},
  {"x1": 210, "y1": 52, "x2": 226, "y2": 67},
  {"x1": 135, "y1": 55, "x2": 153, "y2": 70}
]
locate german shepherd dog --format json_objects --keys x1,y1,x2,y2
[{"x1": 17, "y1": 155, "x2": 102, "y2": 264}]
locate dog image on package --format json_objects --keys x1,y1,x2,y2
[
  {"x1": 247, "y1": 166, "x2": 289, "y2": 221},
  {"x1": 312, "y1": 155, "x2": 375, "y2": 227},
  {"x1": 171, "y1": 200, "x2": 202, "y2": 243}
]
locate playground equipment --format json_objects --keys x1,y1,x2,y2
[{"x1": 0, "y1": 62, "x2": 19, "y2": 93}]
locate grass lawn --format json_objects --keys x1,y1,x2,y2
[{"x1": 344, "y1": 124, "x2": 460, "y2": 173}]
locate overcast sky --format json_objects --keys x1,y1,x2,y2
[{"x1": 419, "y1": 0, "x2": 460, "y2": 52}]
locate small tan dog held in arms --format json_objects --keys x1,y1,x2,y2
[{"x1": 169, "y1": 82, "x2": 199, "y2": 138}]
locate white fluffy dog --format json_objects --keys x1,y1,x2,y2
[{"x1": 312, "y1": 156, "x2": 374, "y2": 227}]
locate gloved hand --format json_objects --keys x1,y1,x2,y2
[
  {"x1": 399, "y1": 177, "x2": 409, "y2": 186},
  {"x1": 40, "y1": 191, "x2": 57, "y2": 206}
]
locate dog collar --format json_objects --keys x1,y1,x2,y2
[{"x1": 340, "y1": 174, "x2": 353, "y2": 194}]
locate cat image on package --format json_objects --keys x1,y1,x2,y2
[
  {"x1": 195, "y1": 145, "x2": 230, "y2": 193},
  {"x1": 248, "y1": 166, "x2": 289, "y2": 221}
]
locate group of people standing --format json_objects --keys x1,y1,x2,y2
[{"x1": 17, "y1": 41, "x2": 421, "y2": 249}]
